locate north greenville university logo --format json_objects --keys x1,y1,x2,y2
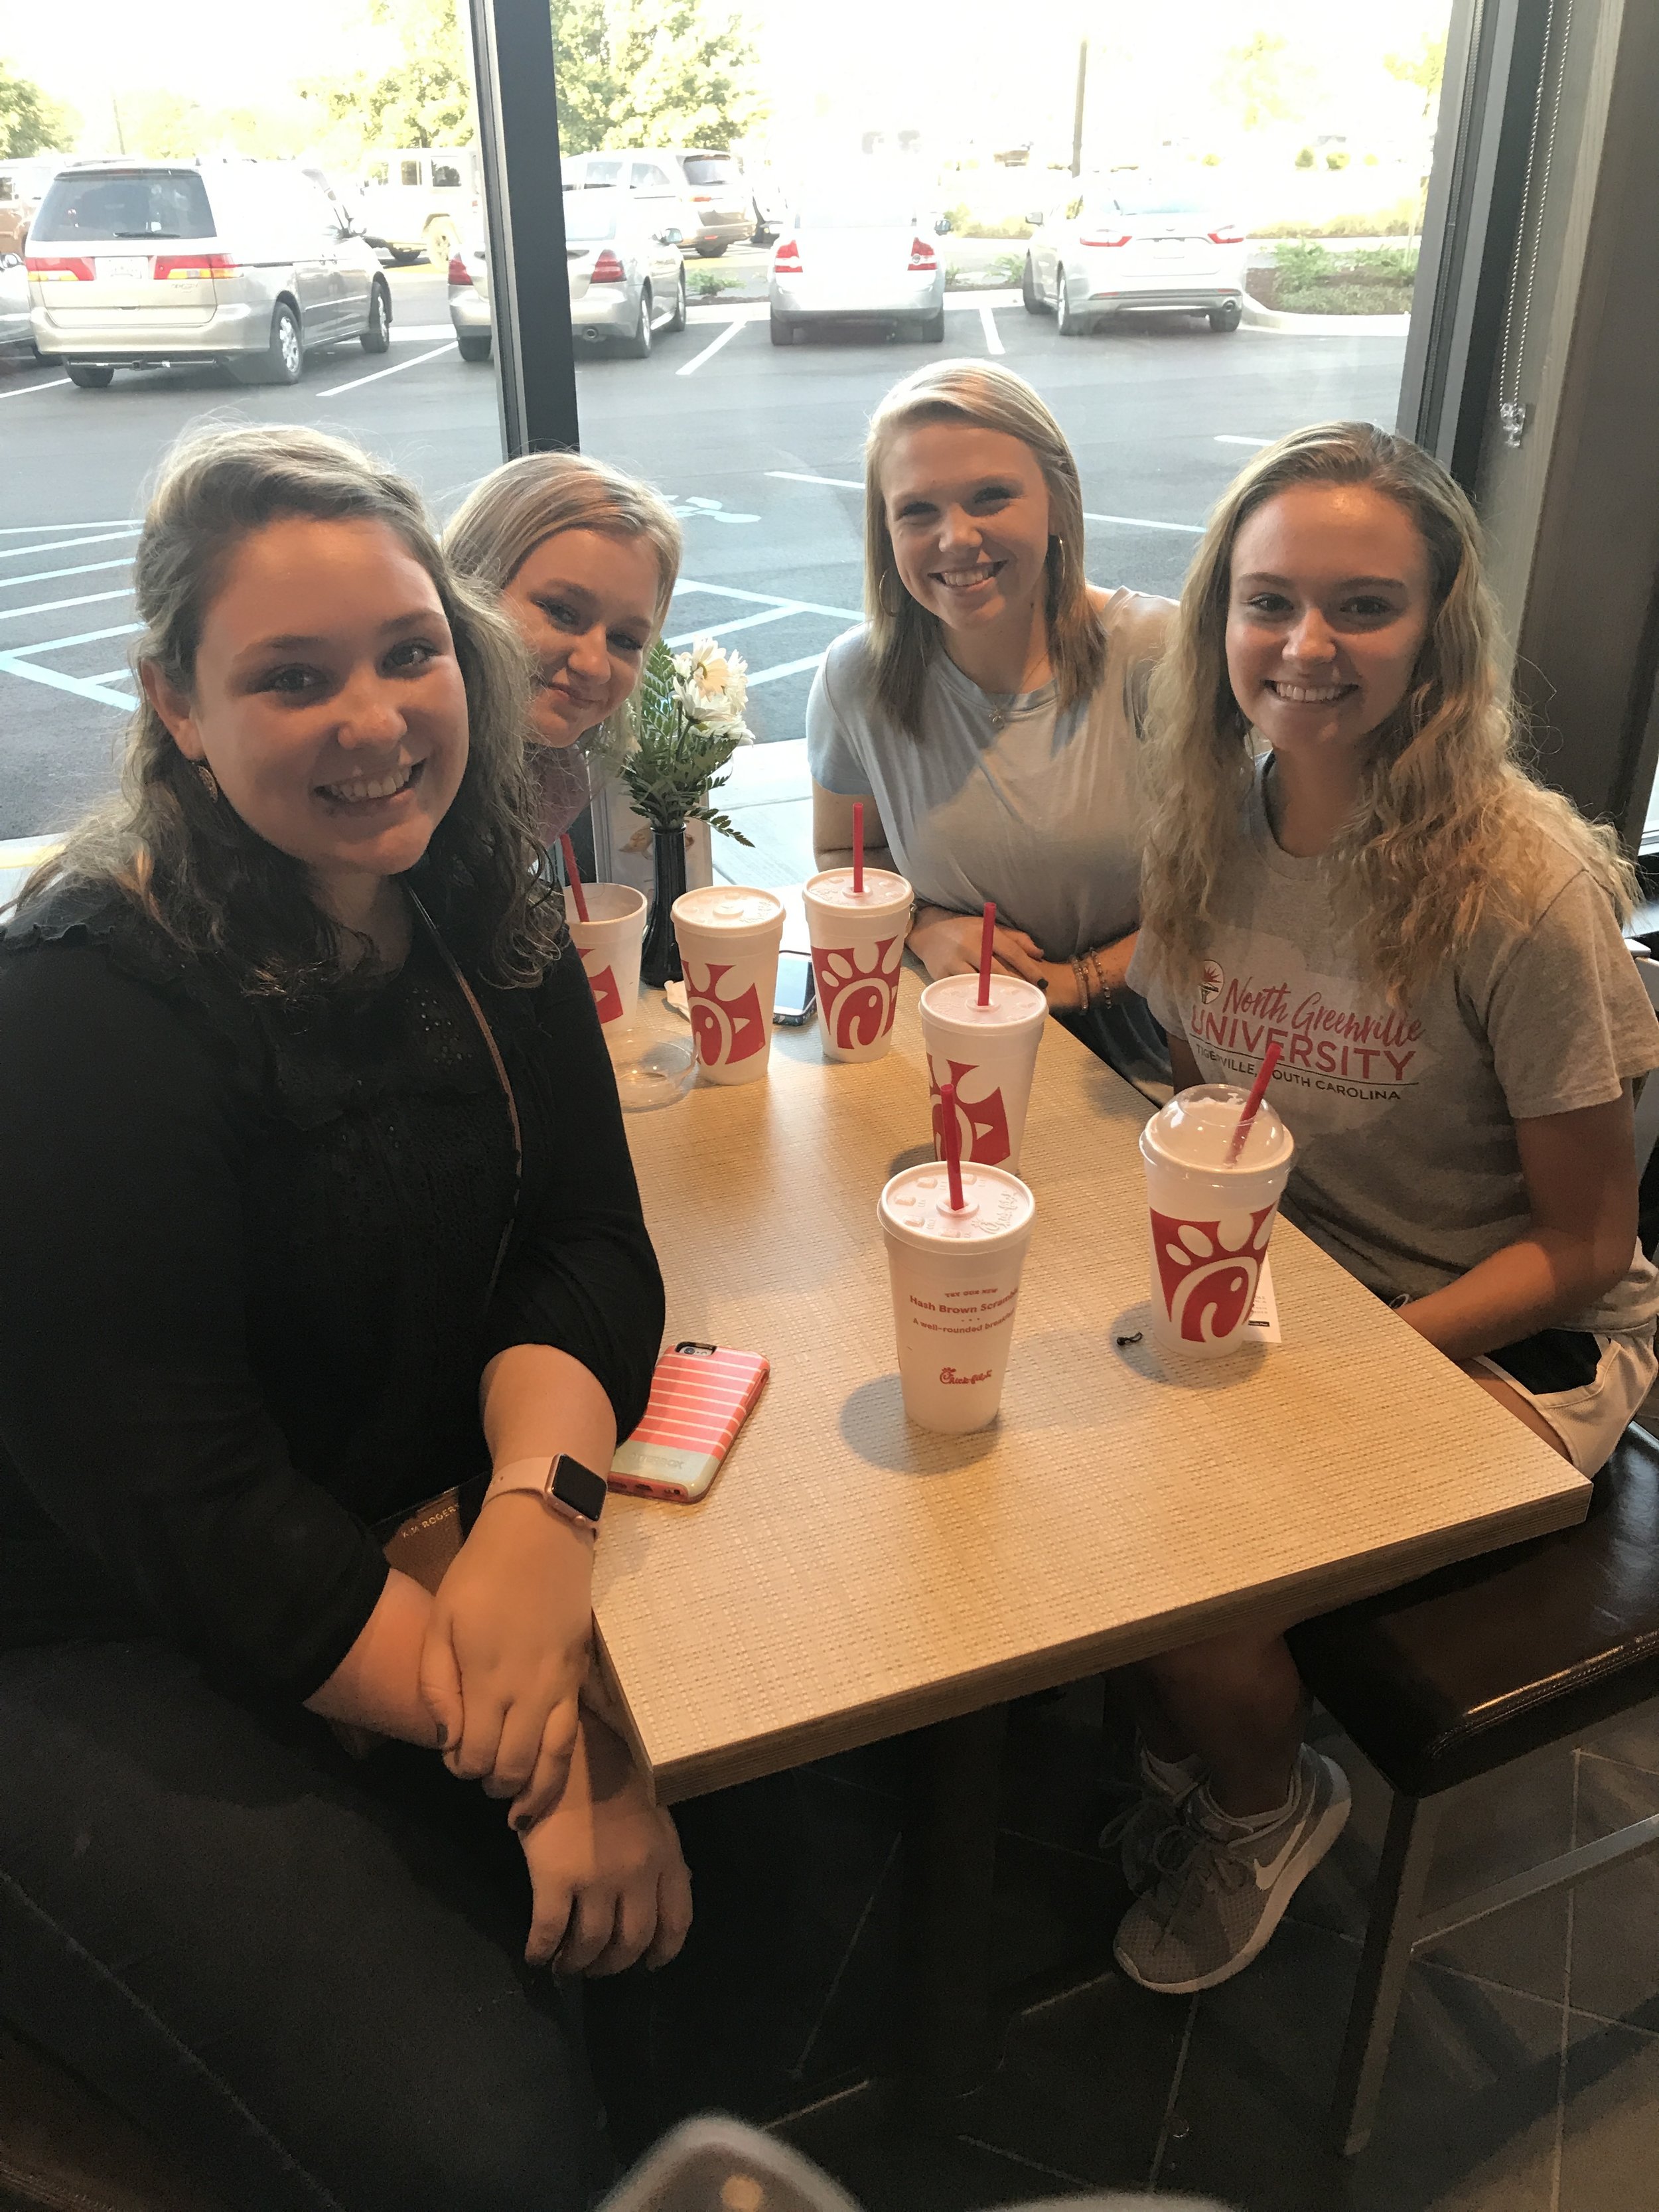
[
  {"x1": 1151, "y1": 1203, "x2": 1277, "y2": 1343},
  {"x1": 684, "y1": 959, "x2": 767, "y2": 1066},
  {"x1": 579, "y1": 956, "x2": 624, "y2": 1025},
  {"x1": 1198, "y1": 960, "x2": 1224, "y2": 1005},
  {"x1": 811, "y1": 934, "x2": 902, "y2": 1051},
  {"x1": 928, "y1": 1056, "x2": 1011, "y2": 1167}
]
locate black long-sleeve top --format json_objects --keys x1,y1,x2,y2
[{"x1": 0, "y1": 885, "x2": 664, "y2": 1699}]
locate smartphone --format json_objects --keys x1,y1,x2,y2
[
  {"x1": 772, "y1": 950, "x2": 817, "y2": 1025},
  {"x1": 609, "y1": 1343, "x2": 770, "y2": 1502}
]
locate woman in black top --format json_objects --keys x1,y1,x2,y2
[{"x1": 0, "y1": 423, "x2": 684, "y2": 2211}]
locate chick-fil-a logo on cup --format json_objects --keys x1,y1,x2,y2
[
  {"x1": 811, "y1": 935, "x2": 902, "y2": 1053},
  {"x1": 684, "y1": 960, "x2": 768, "y2": 1069},
  {"x1": 1150, "y1": 1204, "x2": 1277, "y2": 1344},
  {"x1": 581, "y1": 958, "x2": 623, "y2": 1025},
  {"x1": 928, "y1": 1057, "x2": 1011, "y2": 1167}
]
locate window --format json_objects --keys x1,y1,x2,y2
[
  {"x1": 32, "y1": 170, "x2": 214, "y2": 242},
  {"x1": 399, "y1": 160, "x2": 421, "y2": 188},
  {"x1": 683, "y1": 157, "x2": 739, "y2": 188},
  {"x1": 432, "y1": 163, "x2": 463, "y2": 191},
  {"x1": 583, "y1": 159, "x2": 624, "y2": 186},
  {"x1": 629, "y1": 164, "x2": 674, "y2": 193}
]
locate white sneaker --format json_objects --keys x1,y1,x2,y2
[{"x1": 1098, "y1": 1742, "x2": 1205, "y2": 1893}]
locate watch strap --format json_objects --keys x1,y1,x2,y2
[{"x1": 485, "y1": 1452, "x2": 607, "y2": 1532}]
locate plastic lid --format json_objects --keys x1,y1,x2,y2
[
  {"x1": 671, "y1": 885, "x2": 784, "y2": 935},
  {"x1": 1142, "y1": 1082, "x2": 1293, "y2": 1172},
  {"x1": 920, "y1": 973, "x2": 1047, "y2": 1030},
  {"x1": 804, "y1": 867, "x2": 913, "y2": 912},
  {"x1": 879, "y1": 1162, "x2": 1035, "y2": 1247}
]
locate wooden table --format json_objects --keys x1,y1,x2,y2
[{"x1": 595, "y1": 966, "x2": 1589, "y2": 2093}]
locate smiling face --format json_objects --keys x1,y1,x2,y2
[
  {"x1": 141, "y1": 514, "x2": 469, "y2": 916},
  {"x1": 880, "y1": 423, "x2": 1053, "y2": 642},
  {"x1": 1226, "y1": 483, "x2": 1435, "y2": 766},
  {"x1": 500, "y1": 527, "x2": 662, "y2": 747}
]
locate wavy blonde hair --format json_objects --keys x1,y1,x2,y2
[
  {"x1": 445, "y1": 451, "x2": 682, "y2": 636},
  {"x1": 863, "y1": 360, "x2": 1104, "y2": 738},
  {"x1": 1138, "y1": 420, "x2": 1636, "y2": 1008}
]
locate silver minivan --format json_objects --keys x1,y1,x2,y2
[{"x1": 27, "y1": 159, "x2": 392, "y2": 388}]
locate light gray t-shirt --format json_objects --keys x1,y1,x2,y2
[
  {"x1": 1127, "y1": 759, "x2": 1659, "y2": 1336},
  {"x1": 806, "y1": 589, "x2": 1175, "y2": 961}
]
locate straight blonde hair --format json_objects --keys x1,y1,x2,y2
[
  {"x1": 863, "y1": 360, "x2": 1105, "y2": 738},
  {"x1": 1138, "y1": 420, "x2": 1636, "y2": 1008},
  {"x1": 445, "y1": 451, "x2": 682, "y2": 636}
]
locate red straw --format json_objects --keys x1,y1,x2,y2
[
  {"x1": 976, "y1": 901, "x2": 997, "y2": 1007},
  {"x1": 1226, "y1": 1039, "x2": 1283, "y2": 1165},
  {"x1": 939, "y1": 1080, "x2": 967, "y2": 1212},
  {"x1": 557, "y1": 833, "x2": 590, "y2": 924},
  {"x1": 852, "y1": 800, "x2": 865, "y2": 897}
]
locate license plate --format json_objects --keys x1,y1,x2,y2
[{"x1": 99, "y1": 256, "x2": 149, "y2": 281}]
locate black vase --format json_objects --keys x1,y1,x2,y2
[{"x1": 640, "y1": 823, "x2": 687, "y2": 987}]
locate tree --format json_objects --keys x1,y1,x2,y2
[
  {"x1": 300, "y1": 0, "x2": 476, "y2": 154},
  {"x1": 1212, "y1": 31, "x2": 1313, "y2": 135},
  {"x1": 0, "y1": 58, "x2": 75, "y2": 157},
  {"x1": 1385, "y1": 33, "x2": 1447, "y2": 121},
  {"x1": 554, "y1": 0, "x2": 766, "y2": 154}
]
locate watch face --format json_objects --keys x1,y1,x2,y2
[{"x1": 550, "y1": 1454, "x2": 608, "y2": 1522}]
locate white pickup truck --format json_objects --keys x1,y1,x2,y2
[{"x1": 355, "y1": 147, "x2": 482, "y2": 263}]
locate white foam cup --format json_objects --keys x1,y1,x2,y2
[
  {"x1": 670, "y1": 885, "x2": 786, "y2": 1086},
  {"x1": 879, "y1": 1162, "x2": 1036, "y2": 1433},
  {"x1": 802, "y1": 867, "x2": 913, "y2": 1063},
  {"x1": 565, "y1": 883, "x2": 648, "y2": 1033},
  {"x1": 1138, "y1": 1084, "x2": 1295, "y2": 1360},
  {"x1": 918, "y1": 973, "x2": 1047, "y2": 1175}
]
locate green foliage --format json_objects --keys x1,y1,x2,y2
[
  {"x1": 1252, "y1": 196, "x2": 1424, "y2": 240},
  {"x1": 1348, "y1": 244, "x2": 1418, "y2": 282},
  {"x1": 1325, "y1": 149, "x2": 1349, "y2": 171},
  {"x1": 609, "y1": 642, "x2": 753, "y2": 843},
  {"x1": 299, "y1": 0, "x2": 474, "y2": 155},
  {"x1": 1258, "y1": 238, "x2": 1417, "y2": 316},
  {"x1": 553, "y1": 0, "x2": 766, "y2": 156},
  {"x1": 1386, "y1": 33, "x2": 1447, "y2": 119},
  {"x1": 0, "y1": 58, "x2": 75, "y2": 158},
  {"x1": 113, "y1": 90, "x2": 314, "y2": 161},
  {"x1": 690, "y1": 267, "x2": 741, "y2": 295},
  {"x1": 1293, "y1": 145, "x2": 1315, "y2": 169},
  {"x1": 1214, "y1": 32, "x2": 1312, "y2": 134},
  {"x1": 1273, "y1": 238, "x2": 1332, "y2": 285}
]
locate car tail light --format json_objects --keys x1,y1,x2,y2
[
  {"x1": 1207, "y1": 224, "x2": 1245, "y2": 246},
  {"x1": 26, "y1": 256, "x2": 94, "y2": 281},
  {"x1": 690, "y1": 193, "x2": 714, "y2": 203},
  {"x1": 774, "y1": 238, "x2": 803, "y2": 275},
  {"x1": 447, "y1": 253, "x2": 472, "y2": 285},
  {"x1": 153, "y1": 253, "x2": 240, "y2": 281},
  {"x1": 908, "y1": 236, "x2": 936, "y2": 271},
  {"x1": 590, "y1": 248, "x2": 626, "y2": 283},
  {"x1": 1078, "y1": 229, "x2": 1131, "y2": 249}
]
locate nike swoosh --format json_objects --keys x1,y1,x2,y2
[{"x1": 1253, "y1": 1810, "x2": 1312, "y2": 1890}]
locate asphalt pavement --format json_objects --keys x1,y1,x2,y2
[{"x1": 0, "y1": 260, "x2": 1407, "y2": 844}]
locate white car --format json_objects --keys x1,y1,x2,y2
[
  {"x1": 768, "y1": 194, "x2": 948, "y2": 347},
  {"x1": 561, "y1": 149, "x2": 751, "y2": 258},
  {"x1": 1022, "y1": 181, "x2": 1246, "y2": 334},
  {"x1": 448, "y1": 194, "x2": 687, "y2": 363},
  {"x1": 356, "y1": 147, "x2": 481, "y2": 265}
]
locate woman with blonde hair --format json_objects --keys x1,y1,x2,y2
[
  {"x1": 0, "y1": 423, "x2": 687, "y2": 2207},
  {"x1": 1105, "y1": 420, "x2": 1659, "y2": 1998},
  {"x1": 446, "y1": 449, "x2": 682, "y2": 848},
  {"x1": 808, "y1": 358, "x2": 1173, "y2": 1085}
]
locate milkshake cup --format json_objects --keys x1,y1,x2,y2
[
  {"x1": 803, "y1": 866, "x2": 913, "y2": 1063},
  {"x1": 565, "y1": 883, "x2": 648, "y2": 1033},
  {"x1": 918, "y1": 973, "x2": 1047, "y2": 1175},
  {"x1": 879, "y1": 1161, "x2": 1037, "y2": 1432},
  {"x1": 1139, "y1": 1084, "x2": 1295, "y2": 1359},
  {"x1": 670, "y1": 885, "x2": 786, "y2": 1086}
]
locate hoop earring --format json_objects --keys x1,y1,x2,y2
[
  {"x1": 196, "y1": 763, "x2": 220, "y2": 804},
  {"x1": 878, "y1": 569, "x2": 904, "y2": 619}
]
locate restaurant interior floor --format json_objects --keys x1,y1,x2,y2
[{"x1": 582, "y1": 1680, "x2": 1659, "y2": 2212}]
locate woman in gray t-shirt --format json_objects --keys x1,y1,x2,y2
[{"x1": 806, "y1": 360, "x2": 1173, "y2": 1086}]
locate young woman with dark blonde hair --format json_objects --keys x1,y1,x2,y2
[
  {"x1": 808, "y1": 358, "x2": 1173, "y2": 1084},
  {"x1": 1107, "y1": 420, "x2": 1659, "y2": 1997},
  {"x1": 0, "y1": 423, "x2": 686, "y2": 2208}
]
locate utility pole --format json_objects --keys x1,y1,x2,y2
[{"x1": 1071, "y1": 38, "x2": 1088, "y2": 177}]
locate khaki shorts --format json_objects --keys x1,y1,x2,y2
[{"x1": 1473, "y1": 1325, "x2": 1658, "y2": 1475}]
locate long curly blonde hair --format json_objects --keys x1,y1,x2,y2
[
  {"x1": 1137, "y1": 420, "x2": 1636, "y2": 1008},
  {"x1": 863, "y1": 360, "x2": 1105, "y2": 738}
]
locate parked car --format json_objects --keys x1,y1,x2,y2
[
  {"x1": 448, "y1": 194, "x2": 687, "y2": 363},
  {"x1": 561, "y1": 147, "x2": 750, "y2": 257},
  {"x1": 768, "y1": 193, "x2": 948, "y2": 346},
  {"x1": 356, "y1": 147, "x2": 481, "y2": 263},
  {"x1": 0, "y1": 252, "x2": 35, "y2": 367},
  {"x1": 26, "y1": 159, "x2": 392, "y2": 388},
  {"x1": 0, "y1": 155, "x2": 64, "y2": 258},
  {"x1": 1021, "y1": 181, "x2": 1246, "y2": 334}
]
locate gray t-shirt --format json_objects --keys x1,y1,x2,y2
[
  {"x1": 1128, "y1": 759, "x2": 1659, "y2": 1336},
  {"x1": 807, "y1": 589, "x2": 1174, "y2": 961}
]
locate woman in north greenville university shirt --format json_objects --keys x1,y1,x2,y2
[{"x1": 0, "y1": 423, "x2": 684, "y2": 2211}]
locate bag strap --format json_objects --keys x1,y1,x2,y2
[{"x1": 405, "y1": 888, "x2": 523, "y2": 1307}]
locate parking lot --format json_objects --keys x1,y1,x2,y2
[{"x1": 0, "y1": 259, "x2": 1407, "y2": 844}]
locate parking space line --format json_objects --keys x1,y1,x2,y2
[
  {"x1": 7, "y1": 621, "x2": 143, "y2": 658},
  {"x1": 676, "y1": 319, "x2": 745, "y2": 378},
  {"x1": 0, "y1": 522, "x2": 137, "y2": 534},
  {"x1": 746, "y1": 652, "x2": 828, "y2": 689},
  {"x1": 1082, "y1": 511, "x2": 1204, "y2": 536},
  {"x1": 675, "y1": 579, "x2": 860, "y2": 623},
  {"x1": 0, "y1": 378, "x2": 70, "y2": 402},
  {"x1": 0, "y1": 529, "x2": 141, "y2": 561},
  {"x1": 1215, "y1": 435, "x2": 1272, "y2": 447},
  {"x1": 766, "y1": 471, "x2": 862, "y2": 491},
  {"x1": 317, "y1": 342, "x2": 456, "y2": 398},
  {"x1": 0, "y1": 651, "x2": 136, "y2": 711},
  {"x1": 978, "y1": 303, "x2": 1005, "y2": 357},
  {"x1": 0, "y1": 557, "x2": 133, "y2": 591},
  {"x1": 0, "y1": 587, "x2": 133, "y2": 623},
  {"x1": 666, "y1": 603, "x2": 811, "y2": 649}
]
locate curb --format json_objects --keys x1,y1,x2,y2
[{"x1": 1242, "y1": 293, "x2": 1411, "y2": 336}]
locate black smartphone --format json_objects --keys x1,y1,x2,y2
[{"x1": 772, "y1": 950, "x2": 817, "y2": 1025}]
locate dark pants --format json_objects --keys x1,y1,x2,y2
[{"x1": 0, "y1": 1639, "x2": 614, "y2": 2212}]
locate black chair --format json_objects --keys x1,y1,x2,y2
[
  {"x1": 1288, "y1": 1420, "x2": 1659, "y2": 2154},
  {"x1": 0, "y1": 2026, "x2": 224, "y2": 2211}
]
